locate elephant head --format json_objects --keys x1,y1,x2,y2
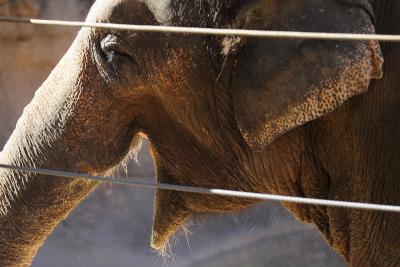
[{"x1": 1, "y1": 0, "x2": 392, "y2": 266}]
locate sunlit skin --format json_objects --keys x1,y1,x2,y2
[{"x1": 0, "y1": 1, "x2": 399, "y2": 266}]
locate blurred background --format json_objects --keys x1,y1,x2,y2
[{"x1": 0, "y1": 1, "x2": 345, "y2": 266}]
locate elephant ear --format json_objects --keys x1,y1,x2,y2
[{"x1": 228, "y1": 0, "x2": 384, "y2": 151}]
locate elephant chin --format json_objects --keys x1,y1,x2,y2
[{"x1": 151, "y1": 189, "x2": 192, "y2": 254}]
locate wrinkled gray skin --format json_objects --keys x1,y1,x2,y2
[{"x1": 0, "y1": 0, "x2": 399, "y2": 266}]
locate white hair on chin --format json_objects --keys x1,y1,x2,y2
[{"x1": 103, "y1": 134, "x2": 144, "y2": 178}]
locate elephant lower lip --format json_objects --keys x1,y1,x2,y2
[{"x1": 151, "y1": 185, "x2": 192, "y2": 252}]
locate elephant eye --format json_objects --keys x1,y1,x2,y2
[{"x1": 100, "y1": 33, "x2": 137, "y2": 65}]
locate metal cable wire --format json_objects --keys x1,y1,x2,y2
[
  {"x1": 1, "y1": 16, "x2": 400, "y2": 42},
  {"x1": 1, "y1": 163, "x2": 400, "y2": 213}
]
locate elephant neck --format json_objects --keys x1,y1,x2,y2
[
  {"x1": 0, "y1": 140, "x2": 98, "y2": 266},
  {"x1": 372, "y1": 0, "x2": 400, "y2": 94}
]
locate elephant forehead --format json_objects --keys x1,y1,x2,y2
[
  {"x1": 86, "y1": 0, "x2": 171, "y2": 24},
  {"x1": 85, "y1": 0, "x2": 120, "y2": 22},
  {"x1": 143, "y1": 0, "x2": 172, "y2": 24}
]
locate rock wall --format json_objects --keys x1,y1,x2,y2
[{"x1": 0, "y1": 1, "x2": 345, "y2": 266}]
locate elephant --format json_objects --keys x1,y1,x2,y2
[{"x1": 0, "y1": 0, "x2": 399, "y2": 266}]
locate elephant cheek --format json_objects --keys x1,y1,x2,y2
[{"x1": 151, "y1": 189, "x2": 192, "y2": 253}]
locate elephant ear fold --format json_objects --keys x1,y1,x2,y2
[{"x1": 227, "y1": 0, "x2": 384, "y2": 152}]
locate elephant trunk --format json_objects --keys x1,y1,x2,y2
[
  {"x1": 0, "y1": 28, "x2": 139, "y2": 267},
  {"x1": 0, "y1": 147, "x2": 98, "y2": 267},
  {"x1": 0, "y1": 46, "x2": 97, "y2": 267}
]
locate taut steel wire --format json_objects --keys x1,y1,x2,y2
[
  {"x1": 1, "y1": 163, "x2": 400, "y2": 213},
  {"x1": 1, "y1": 16, "x2": 400, "y2": 213},
  {"x1": 1, "y1": 17, "x2": 400, "y2": 42}
]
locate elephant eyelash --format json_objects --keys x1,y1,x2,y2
[{"x1": 104, "y1": 51, "x2": 126, "y2": 64}]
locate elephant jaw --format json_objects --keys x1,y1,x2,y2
[{"x1": 151, "y1": 189, "x2": 191, "y2": 252}]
